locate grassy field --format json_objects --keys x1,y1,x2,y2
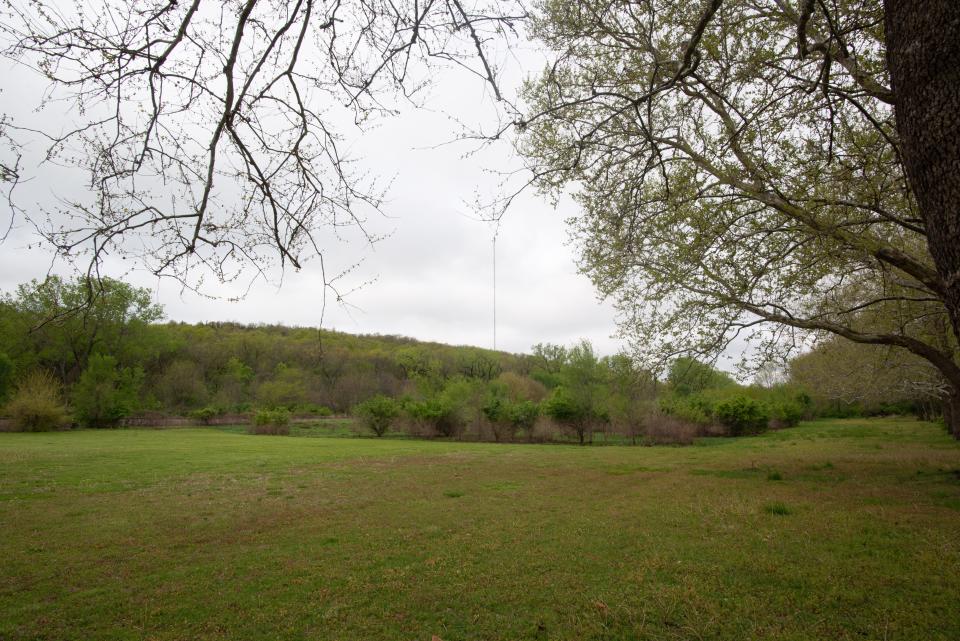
[{"x1": 2, "y1": 419, "x2": 959, "y2": 640}]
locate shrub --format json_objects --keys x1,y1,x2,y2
[
  {"x1": 407, "y1": 397, "x2": 459, "y2": 437},
  {"x1": 352, "y1": 395, "x2": 400, "y2": 437},
  {"x1": 250, "y1": 408, "x2": 291, "y2": 435},
  {"x1": 714, "y1": 396, "x2": 770, "y2": 436},
  {"x1": 7, "y1": 371, "x2": 69, "y2": 432},
  {"x1": 189, "y1": 406, "x2": 221, "y2": 425}
]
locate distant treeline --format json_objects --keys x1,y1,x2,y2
[{"x1": 0, "y1": 277, "x2": 943, "y2": 440}]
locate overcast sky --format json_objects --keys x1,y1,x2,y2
[{"x1": 0, "y1": 43, "x2": 626, "y2": 357}]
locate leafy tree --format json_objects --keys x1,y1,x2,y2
[
  {"x1": 542, "y1": 385, "x2": 590, "y2": 444},
  {"x1": 3, "y1": 1, "x2": 958, "y2": 434},
  {"x1": 353, "y1": 395, "x2": 401, "y2": 437},
  {"x1": 506, "y1": 400, "x2": 540, "y2": 436},
  {"x1": 482, "y1": 379, "x2": 542, "y2": 441},
  {"x1": 0, "y1": 351, "x2": 14, "y2": 404},
  {"x1": 256, "y1": 363, "x2": 309, "y2": 409},
  {"x1": 518, "y1": 0, "x2": 960, "y2": 436},
  {"x1": 156, "y1": 359, "x2": 209, "y2": 410},
  {"x1": 496, "y1": 371, "x2": 548, "y2": 403},
  {"x1": 529, "y1": 343, "x2": 568, "y2": 388},
  {"x1": 536, "y1": 340, "x2": 615, "y2": 443},
  {"x1": 72, "y1": 354, "x2": 144, "y2": 428},
  {"x1": 458, "y1": 350, "x2": 502, "y2": 381},
  {"x1": 667, "y1": 358, "x2": 736, "y2": 397},
  {"x1": 481, "y1": 381, "x2": 513, "y2": 442},
  {"x1": 789, "y1": 336, "x2": 942, "y2": 415},
  {"x1": 213, "y1": 357, "x2": 256, "y2": 408},
  {"x1": 0, "y1": 277, "x2": 163, "y2": 382},
  {"x1": 407, "y1": 377, "x2": 482, "y2": 438},
  {"x1": 604, "y1": 353, "x2": 657, "y2": 443}
]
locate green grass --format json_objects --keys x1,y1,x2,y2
[{"x1": 1, "y1": 417, "x2": 959, "y2": 640}]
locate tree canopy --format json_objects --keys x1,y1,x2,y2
[{"x1": 515, "y1": 0, "x2": 960, "y2": 434}]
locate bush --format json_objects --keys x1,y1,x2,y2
[
  {"x1": 6, "y1": 371, "x2": 69, "y2": 432},
  {"x1": 189, "y1": 406, "x2": 221, "y2": 425},
  {"x1": 250, "y1": 408, "x2": 291, "y2": 435},
  {"x1": 714, "y1": 396, "x2": 770, "y2": 436},
  {"x1": 406, "y1": 397, "x2": 460, "y2": 437},
  {"x1": 352, "y1": 395, "x2": 400, "y2": 437}
]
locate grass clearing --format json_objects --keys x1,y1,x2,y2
[{"x1": 2, "y1": 418, "x2": 960, "y2": 640}]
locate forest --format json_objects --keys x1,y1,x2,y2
[{"x1": 0, "y1": 276, "x2": 940, "y2": 443}]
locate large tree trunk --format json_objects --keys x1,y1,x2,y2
[
  {"x1": 944, "y1": 390, "x2": 960, "y2": 439},
  {"x1": 885, "y1": 1, "x2": 960, "y2": 342}
]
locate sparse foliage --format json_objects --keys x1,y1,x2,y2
[{"x1": 0, "y1": 0, "x2": 524, "y2": 296}]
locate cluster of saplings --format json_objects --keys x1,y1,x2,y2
[{"x1": 344, "y1": 356, "x2": 812, "y2": 443}]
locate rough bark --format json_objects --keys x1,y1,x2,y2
[
  {"x1": 885, "y1": 0, "x2": 960, "y2": 343},
  {"x1": 944, "y1": 390, "x2": 960, "y2": 439}
]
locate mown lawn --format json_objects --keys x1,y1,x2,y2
[{"x1": 1, "y1": 418, "x2": 959, "y2": 640}]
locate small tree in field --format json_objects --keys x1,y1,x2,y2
[
  {"x1": 482, "y1": 378, "x2": 541, "y2": 442},
  {"x1": 542, "y1": 386, "x2": 591, "y2": 444},
  {"x1": 481, "y1": 381, "x2": 516, "y2": 442},
  {"x1": 507, "y1": 400, "x2": 539, "y2": 439},
  {"x1": 353, "y1": 395, "x2": 401, "y2": 437}
]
